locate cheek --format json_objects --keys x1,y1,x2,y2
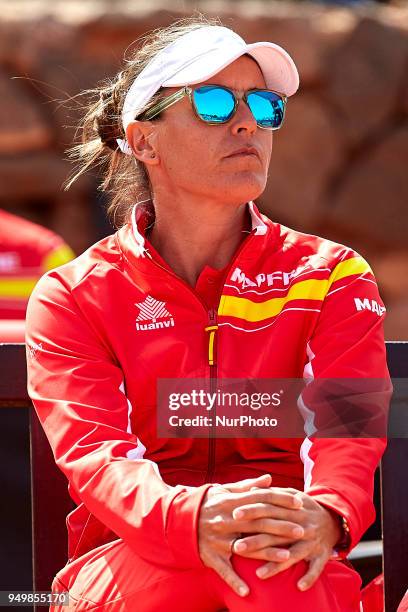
[
  {"x1": 265, "y1": 133, "x2": 273, "y2": 160},
  {"x1": 159, "y1": 123, "x2": 216, "y2": 174}
]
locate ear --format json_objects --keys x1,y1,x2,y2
[{"x1": 125, "y1": 121, "x2": 160, "y2": 166}]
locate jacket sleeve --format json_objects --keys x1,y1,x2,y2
[
  {"x1": 25, "y1": 270, "x2": 212, "y2": 569},
  {"x1": 299, "y1": 251, "x2": 392, "y2": 556}
]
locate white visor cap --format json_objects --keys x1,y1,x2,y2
[{"x1": 118, "y1": 25, "x2": 299, "y2": 154}]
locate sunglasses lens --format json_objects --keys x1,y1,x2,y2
[
  {"x1": 193, "y1": 86, "x2": 236, "y2": 123},
  {"x1": 247, "y1": 91, "x2": 285, "y2": 128}
]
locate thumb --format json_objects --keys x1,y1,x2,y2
[{"x1": 221, "y1": 474, "x2": 272, "y2": 493}]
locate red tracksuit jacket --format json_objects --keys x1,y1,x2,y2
[
  {"x1": 0, "y1": 208, "x2": 75, "y2": 319},
  {"x1": 25, "y1": 201, "x2": 391, "y2": 569}
]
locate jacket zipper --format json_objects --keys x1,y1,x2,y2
[
  {"x1": 204, "y1": 307, "x2": 218, "y2": 482},
  {"x1": 141, "y1": 231, "x2": 258, "y2": 482},
  {"x1": 141, "y1": 231, "x2": 256, "y2": 320}
]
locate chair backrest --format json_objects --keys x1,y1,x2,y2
[
  {"x1": 0, "y1": 341, "x2": 407, "y2": 611},
  {"x1": 0, "y1": 343, "x2": 74, "y2": 601},
  {"x1": 382, "y1": 343, "x2": 408, "y2": 612}
]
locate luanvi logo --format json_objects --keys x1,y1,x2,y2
[
  {"x1": 135, "y1": 295, "x2": 175, "y2": 331},
  {"x1": 354, "y1": 297, "x2": 386, "y2": 316}
]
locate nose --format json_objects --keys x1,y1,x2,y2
[{"x1": 230, "y1": 98, "x2": 257, "y2": 135}]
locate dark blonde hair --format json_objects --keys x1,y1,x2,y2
[{"x1": 64, "y1": 14, "x2": 224, "y2": 228}]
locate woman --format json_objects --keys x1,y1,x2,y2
[{"x1": 26, "y1": 16, "x2": 390, "y2": 611}]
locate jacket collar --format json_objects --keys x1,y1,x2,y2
[
  {"x1": 130, "y1": 200, "x2": 268, "y2": 258},
  {"x1": 117, "y1": 200, "x2": 278, "y2": 278}
]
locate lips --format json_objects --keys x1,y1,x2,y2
[{"x1": 226, "y1": 147, "x2": 260, "y2": 159}]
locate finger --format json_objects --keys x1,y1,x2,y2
[
  {"x1": 233, "y1": 489, "x2": 303, "y2": 515},
  {"x1": 222, "y1": 474, "x2": 272, "y2": 493},
  {"x1": 233, "y1": 533, "x2": 298, "y2": 553},
  {"x1": 234, "y1": 543, "x2": 291, "y2": 563},
  {"x1": 213, "y1": 556, "x2": 250, "y2": 597},
  {"x1": 237, "y1": 517, "x2": 305, "y2": 540},
  {"x1": 233, "y1": 506, "x2": 305, "y2": 535},
  {"x1": 297, "y1": 554, "x2": 327, "y2": 591},
  {"x1": 234, "y1": 504, "x2": 306, "y2": 526},
  {"x1": 233, "y1": 502, "x2": 302, "y2": 521},
  {"x1": 210, "y1": 534, "x2": 240, "y2": 555},
  {"x1": 282, "y1": 487, "x2": 303, "y2": 495},
  {"x1": 256, "y1": 541, "x2": 312, "y2": 579}
]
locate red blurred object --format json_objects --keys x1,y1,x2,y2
[
  {"x1": 398, "y1": 590, "x2": 408, "y2": 612},
  {"x1": 361, "y1": 574, "x2": 384, "y2": 611},
  {"x1": 0, "y1": 208, "x2": 75, "y2": 320},
  {"x1": 361, "y1": 574, "x2": 408, "y2": 612},
  {"x1": 0, "y1": 319, "x2": 25, "y2": 342}
]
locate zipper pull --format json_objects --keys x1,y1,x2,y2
[{"x1": 205, "y1": 308, "x2": 218, "y2": 366}]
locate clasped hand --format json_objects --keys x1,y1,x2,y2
[{"x1": 198, "y1": 474, "x2": 342, "y2": 598}]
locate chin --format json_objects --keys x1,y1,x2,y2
[{"x1": 222, "y1": 174, "x2": 266, "y2": 204}]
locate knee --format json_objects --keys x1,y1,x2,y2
[{"x1": 222, "y1": 556, "x2": 361, "y2": 611}]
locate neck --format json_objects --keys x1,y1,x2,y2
[{"x1": 145, "y1": 197, "x2": 252, "y2": 287}]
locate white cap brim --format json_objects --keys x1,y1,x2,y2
[{"x1": 164, "y1": 41, "x2": 299, "y2": 97}]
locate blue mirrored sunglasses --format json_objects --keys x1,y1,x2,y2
[{"x1": 139, "y1": 84, "x2": 287, "y2": 130}]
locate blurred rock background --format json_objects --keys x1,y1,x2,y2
[{"x1": 0, "y1": 0, "x2": 407, "y2": 338}]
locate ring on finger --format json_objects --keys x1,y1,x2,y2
[{"x1": 230, "y1": 535, "x2": 243, "y2": 554}]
